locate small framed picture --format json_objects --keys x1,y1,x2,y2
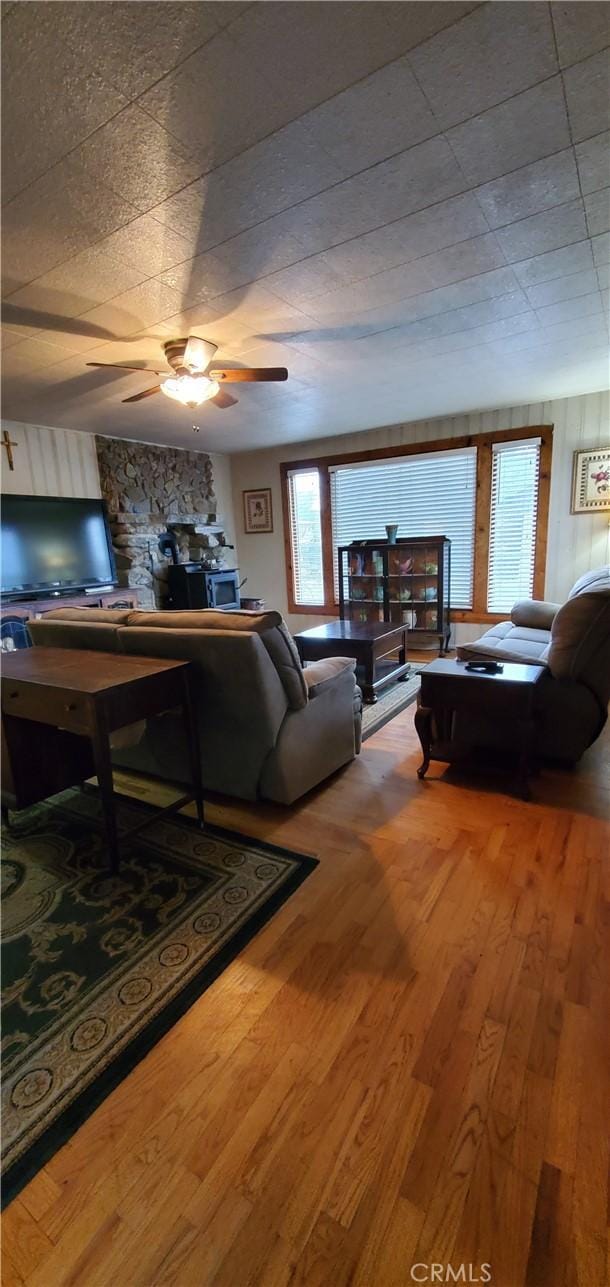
[
  {"x1": 571, "y1": 447, "x2": 610, "y2": 513},
  {"x1": 243, "y1": 488, "x2": 273, "y2": 533}
]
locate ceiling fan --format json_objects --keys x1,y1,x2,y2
[{"x1": 86, "y1": 336, "x2": 288, "y2": 410}]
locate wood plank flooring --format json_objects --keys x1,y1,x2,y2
[{"x1": 2, "y1": 696, "x2": 609, "y2": 1286}]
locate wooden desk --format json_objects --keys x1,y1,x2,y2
[
  {"x1": 295, "y1": 620, "x2": 409, "y2": 704},
  {"x1": 1, "y1": 647, "x2": 204, "y2": 870}
]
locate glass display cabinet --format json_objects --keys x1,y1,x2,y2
[{"x1": 337, "y1": 535, "x2": 451, "y2": 655}]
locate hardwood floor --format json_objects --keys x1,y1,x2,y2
[{"x1": 3, "y1": 697, "x2": 609, "y2": 1287}]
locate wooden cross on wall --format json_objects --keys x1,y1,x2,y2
[{"x1": 2, "y1": 429, "x2": 18, "y2": 470}]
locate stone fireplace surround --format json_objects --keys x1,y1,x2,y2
[{"x1": 96, "y1": 435, "x2": 231, "y2": 609}]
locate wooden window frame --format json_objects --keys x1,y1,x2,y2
[{"x1": 281, "y1": 425, "x2": 553, "y2": 620}]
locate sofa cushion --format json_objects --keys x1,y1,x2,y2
[
  {"x1": 126, "y1": 608, "x2": 283, "y2": 632},
  {"x1": 126, "y1": 608, "x2": 307, "y2": 709},
  {"x1": 568, "y1": 565, "x2": 610, "y2": 598},
  {"x1": 511, "y1": 599, "x2": 560, "y2": 630},
  {"x1": 304, "y1": 656, "x2": 356, "y2": 698},
  {"x1": 40, "y1": 606, "x2": 134, "y2": 624},
  {"x1": 28, "y1": 617, "x2": 124, "y2": 651},
  {"x1": 456, "y1": 621, "x2": 551, "y2": 665}
]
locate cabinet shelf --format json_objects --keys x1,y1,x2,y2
[{"x1": 339, "y1": 536, "x2": 451, "y2": 656}]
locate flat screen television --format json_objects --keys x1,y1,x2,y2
[{"x1": 1, "y1": 494, "x2": 117, "y2": 601}]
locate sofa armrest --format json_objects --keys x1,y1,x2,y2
[
  {"x1": 511, "y1": 599, "x2": 561, "y2": 630},
  {"x1": 304, "y1": 656, "x2": 356, "y2": 698}
]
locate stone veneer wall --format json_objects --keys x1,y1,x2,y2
[{"x1": 95, "y1": 435, "x2": 228, "y2": 607}]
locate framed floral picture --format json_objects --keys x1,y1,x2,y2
[
  {"x1": 571, "y1": 447, "x2": 610, "y2": 513},
  {"x1": 243, "y1": 488, "x2": 273, "y2": 533}
]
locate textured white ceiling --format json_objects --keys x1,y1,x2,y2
[{"x1": 1, "y1": 1, "x2": 609, "y2": 453}]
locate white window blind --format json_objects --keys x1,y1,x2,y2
[
  {"x1": 487, "y1": 438, "x2": 541, "y2": 613},
  {"x1": 287, "y1": 468, "x2": 324, "y2": 605},
  {"x1": 329, "y1": 446, "x2": 477, "y2": 608}
]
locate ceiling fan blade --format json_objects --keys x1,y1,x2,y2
[
  {"x1": 211, "y1": 389, "x2": 238, "y2": 410},
  {"x1": 208, "y1": 367, "x2": 288, "y2": 383},
  {"x1": 87, "y1": 362, "x2": 165, "y2": 374},
  {"x1": 122, "y1": 385, "x2": 162, "y2": 403},
  {"x1": 184, "y1": 335, "x2": 218, "y2": 371}
]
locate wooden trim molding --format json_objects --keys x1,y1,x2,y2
[{"x1": 281, "y1": 426, "x2": 553, "y2": 620}]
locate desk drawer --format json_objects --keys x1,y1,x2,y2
[{"x1": 1, "y1": 681, "x2": 92, "y2": 732}]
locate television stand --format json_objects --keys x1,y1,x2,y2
[{"x1": 0, "y1": 589, "x2": 140, "y2": 645}]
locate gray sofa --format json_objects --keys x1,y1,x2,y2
[
  {"x1": 454, "y1": 566, "x2": 610, "y2": 762},
  {"x1": 28, "y1": 607, "x2": 362, "y2": 804}
]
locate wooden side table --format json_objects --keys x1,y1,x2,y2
[
  {"x1": 415, "y1": 658, "x2": 546, "y2": 799},
  {"x1": 1, "y1": 647, "x2": 204, "y2": 870}
]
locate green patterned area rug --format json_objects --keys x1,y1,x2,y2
[
  {"x1": 1, "y1": 790, "x2": 316, "y2": 1206},
  {"x1": 361, "y1": 665, "x2": 425, "y2": 740}
]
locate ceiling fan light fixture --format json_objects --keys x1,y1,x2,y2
[{"x1": 160, "y1": 374, "x2": 220, "y2": 408}]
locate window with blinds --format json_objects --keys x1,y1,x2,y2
[
  {"x1": 487, "y1": 438, "x2": 541, "y2": 613},
  {"x1": 287, "y1": 468, "x2": 324, "y2": 605},
  {"x1": 329, "y1": 446, "x2": 477, "y2": 608}
]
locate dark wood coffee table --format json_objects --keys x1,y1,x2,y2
[
  {"x1": 1, "y1": 647, "x2": 205, "y2": 870},
  {"x1": 415, "y1": 658, "x2": 545, "y2": 798},
  {"x1": 294, "y1": 620, "x2": 409, "y2": 703}
]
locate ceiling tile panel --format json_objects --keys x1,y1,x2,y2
[
  {"x1": 210, "y1": 222, "x2": 308, "y2": 283},
  {"x1": 575, "y1": 131, "x2": 610, "y2": 196},
  {"x1": 592, "y1": 232, "x2": 610, "y2": 265},
  {"x1": 381, "y1": 2, "x2": 482, "y2": 52},
  {"x1": 596, "y1": 260, "x2": 610, "y2": 290},
  {"x1": 450, "y1": 291, "x2": 532, "y2": 330},
  {"x1": 322, "y1": 193, "x2": 490, "y2": 281},
  {"x1": 585, "y1": 189, "x2": 610, "y2": 238},
  {"x1": 0, "y1": 334, "x2": 79, "y2": 373},
  {"x1": 495, "y1": 200, "x2": 587, "y2": 263},
  {"x1": 3, "y1": 247, "x2": 146, "y2": 321},
  {"x1": 446, "y1": 78, "x2": 570, "y2": 186},
  {"x1": 474, "y1": 150, "x2": 580, "y2": 229},
  {"x1": 512, "y1": 239, "x2": 595, "y2": 287},
  {"x1": 138, "y1": 30, "x2": 296, "y2": 175},
  {"x1": 0, "y1": 328, "x2": 26, "y2": 351},
  {"x1": 551, "y1": 2, "x2": 610, "y2": 68},
  {"x1": 535, "y1": 290, "x2": 604, "y2": 328},
  {"x1": 75, "y1": 105, "x2": 202, "y2": 212},
  {"x1": 486, "y1": 314, "x2": 608, "y2": 355},
  {"x1": 283, "y1": 137, "x2": 466, "y2": 256},
  {"x1": 320, "y1": 267, "x2": 523, "y2": 335},
  {"x1": 409, "y1": 2, "x2": 557, "y2": 129},
  {"x1": 361, "y1": 290, "x2": 534, "y2": 356},
  {"x1": 525, "y1": 269, "x2": 601, "y2": 309},
  {"x1": 261, "y1": 255, "x2": 354, "y2": 306},
  {"x1": 450, "y1": 310, "x2": 541, "y2": 346},
  {"x1": 56, "y1": 2, "x2": 223, "y2": 99},
  {"x1": 188, "y1": 283, "x2": 314, "y2": 335},
  {"x1": 96, "y1": 215, "x2": 195, "y2": 277},
  {"x1": 1, "y1": 157, "x2": 139, "y2": 293},
  {"x1": 301, "y1": 56, "x2": 437, "y2": 175},
  {"x1": 563, "y1": 48, "x2": 610, "y2": 144},
  {"x1": 77, "y1": 280, "x2": 185, "y2": 340},
  {"x1": 306, "y1": 234, "x2": 508, "y2": 321},
  {"x1": 157, "y1": 254, "x2": 252, "y2": 306},
  {"x1": 535, "y1": 313, "x2": 609, "y2": 345},
  {"x1": 150, "y1": 121, "x2": 340, "y2": 253},
  {"x1": 225, "y1": 2, "x2": 429, "y2": 121},
  {"x1": 1, "y1": 5, "x2": 128, "y2": 202}
]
